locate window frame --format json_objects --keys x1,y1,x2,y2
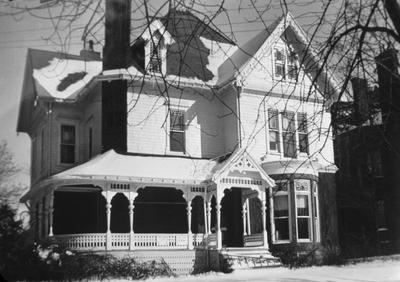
[
  {"x1": 267, "y1": 109, "x2": 280, "y2": 154},
  {"x1": 294, "y1": 179, "x2": 313, "y2": 242},
  {"x1": 313, "y1": 183, "x2": 320, "y2": 242},
  {"x1": 297, "y1": 112, "x2": 309, "y2": 155},
  {"x1": 272, "y1": 180, "x2": 291, "y2": 244},
  {"x1": 273, "y1": 47, "x2": 299, "y2": 82},
  {"x1": 58, "y1": 120, "x2": 79, "y2": 166},
  {"x1": 281, "y1": 111, "x2": 297, "y2": 158},
  {"x1": 168, "y1": 109, "x2": 186, "y2": 154}
]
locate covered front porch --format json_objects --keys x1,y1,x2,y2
[{"x1": 23, "y1": 149, "x2": 275, "y2": 252}]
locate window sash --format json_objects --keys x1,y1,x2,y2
[
  {"x1": 60, "y1": 125, "x2": 75, "y2": 164},
  {"x1": 169, "y1": 111, "x2": 185, "y2": 153}
]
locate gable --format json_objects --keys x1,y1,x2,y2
[{"x1": 231, "y1": 13, "x2": 339, "y2": 106}]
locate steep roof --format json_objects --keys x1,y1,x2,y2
[
  {"x1": 217, "y1": 17, "x2": 282, "y2": 86},
  {"x1": 17, "y1": 49, "x2": 102, "y2": 133}
]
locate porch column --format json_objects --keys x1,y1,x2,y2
[
  {"x1": 261, "y1": 190, "x2": 269, "y2": 249},
  {"x1": 242, "y1": 202, "x2": 247, "y2": 236},
  {"x1": 127, "y1": 191, "x2": 138, "y2": 251},
  {"x1": 38, "y1": 200, "x2": 43, "y2": 240},
  {"x1": 48, "y1": 191, "x2": 54, "y2": 237},
  {"x1": 101, "y1": 191, "x2": 114, "y2": 251},
  {"x1": 187, "y1": 200, "x2": 193, "y2": 250},
  {"x1": 43, "y1": 196, "x2": 49, "y2": 239},
  {"x1": 216, "y1": 203, "x2": 222, "y2": 250},
  {"x1": 203, "y1": 200, "x2": 208, "y2": 235},
  {"x1": 207, "y1": 201, "x2": 212, "y2": 234},
  {"x1": 246, "y1": 198, "x2": 251, "y2": 235}
]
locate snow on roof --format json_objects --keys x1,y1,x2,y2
[
  {"x1": 52, "y1": 150, "x2": 218, "y2": 184},
  {"x1": 33, "y1": 58, "x2": 102, "y2": 100}
]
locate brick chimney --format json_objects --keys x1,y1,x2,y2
[
  {"x1": 375, "y1": 48, "x2": 400, "y2": 252},
  {"x1": 101, "y1": 0, "x2": 131, "y2": 153},
  {"x1": 351, "y1": 77, "x2": 369, "y2": 123}
]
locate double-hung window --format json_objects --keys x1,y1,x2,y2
[
  {"x1": 170, "y1": 110, "x2": 185, "y2": 153},
  {"x1": 297, "y1": 113, "x2": 309, "y2": 154},
  {"x1": 274, "y1": 48, "x2": 298, "y2": 81},
  {"x1": 60, "y1": 125, "x2": 76, "y2": 164},
  {"x1": 295, "y1": 179, "x2": 312, "y2": 241},
  {"x1": 268, "y1": 109, "x2": 280, "y2": 152},
  {"x1": 274, "y1": 49, "x2": 285, "y2": 79},
  {"x1": 273, "y1": 181, "x2": 290, "y2": 241},
  {"x1": 281, "y1": 111, "x2": 296, "y2": 158}
]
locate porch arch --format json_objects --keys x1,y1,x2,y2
[
  {"x1": 53, "y1": 188, "x2": 106, "y2": 235},
  {"x1": 110, "y1": 193, "x2": 129, "y2": 233},
  {"x1": 133, "y1": 187, "x2": 187, "y2": 233}
]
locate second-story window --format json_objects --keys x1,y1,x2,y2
[
  {"x1": 297, "y1": 113, "x2": 309, "y2": 154},
  {"x1": 281, "y1": 111, "x2": 296, "y2": 158},
  {"x1": 170, "y1": 110, "x2": 185, "y2": 153},
  {"x1": 60, "y1": 125, "x2": 76, "y2": 164},
  {"x1": 268, "y1": 109, "x2": 280, "y2": 152}
]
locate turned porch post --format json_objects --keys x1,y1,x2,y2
[
  {"x1": 187, "y1": 200, "x2": 193, "y2": 250},
  {"x1": 216, "y1": 203, "x2": 222, "y2": 250},
  {"x1": 127, "y1": 191, "x2": 138, "y2": 250},
  {"x1": 203, "y1": 200, "x2": 208, "y2": 235},
  {"x1": 102, "y1": 190, "x2": 115, "y2": 251},
  {"x1": 242, "y1": 202, "x2": 247, "y2": 236},
  {"x1": 261, "y1": 189, "x2": 269, "y2": 249},
  {"x1": 207, "y1": 201, "x2": 212, "y2": 234},
  {"x1": 48, "y1": 191, "x2": 54, "y2": 237},
  {"x1": 246, "y1": 198, "x2": 251, "y2": 235}
]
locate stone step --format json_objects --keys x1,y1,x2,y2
[{"x1": 220, "y1": 247, "x2": 281, "y2": 270}]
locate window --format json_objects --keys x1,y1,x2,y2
[
  {"x1": 268, "y1": 109, "x2": 280, "y2": 152},
  {"x1": 149, "y1": 31, "x2": 163, "y2": 73},
  {"x1": 281, "y1": 111, "x2": 296, "y2": 158},
  {"x1": 274, "y1": 49, "x2": 285, "y2": 78},
  {"x1": 170, "y1": 110, "x2": 185, "y2": 153},
  {"x1": 274, "y1": 48, "x2": 298, "y2": 80},
  {"x1": 272, "y1": 178, "x2": 319, "y2": 244},
  {"x1": 267, "y1": 109, "x2": 309, "y2": 158},
  {"x1": 295, "y1": 179, "x2": 311, "y2": 241},
  {"x1": 312, "y1": 183, "x2": 320, "y2": 242},
  {"x1": 367, "y1": 149, "x2": 383, "y2": 177},
  {"x1": 287, "y1": 52, "x2": 298, "y2": 80},
  {"x1": 60, "y1": 125, "x2": 76, "y2": 164},
  {"x1": 297, "y1": 113, "x2": 309, "y2": 154},
  {"x1": 273, "y1": 181, "x2": 290, "y2": 241},
  {"x1": 88, "y1": 127, "x2": 93, "y2": 158}
]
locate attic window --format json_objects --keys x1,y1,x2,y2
[
  {"x1": 274, "y1": 48, "x2": 298, "y2": 81},
  {"x1": 149, "y1": 31, "x2": 163, "y2": 73}
]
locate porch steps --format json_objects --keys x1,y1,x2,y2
[
  {"x1": 107, "y1": 249, "x2": 201, "y2": 275},
  {"x1": 220, "y1": 247, "x2": 281, "y2": 270}
]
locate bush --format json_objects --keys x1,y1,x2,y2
[{"x1": 0, "y1": 202, "x2": 176, "y2": 281}]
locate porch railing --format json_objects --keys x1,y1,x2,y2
[
  {"x1": 54, "y1": 233, "x2": 106, "y2": 250},
  {"x1": 53, "y1": 233, "x2": 208, "y2": 251},
  {"x1": 244, "y1": 233, "x2": 264, "y2": 247}
]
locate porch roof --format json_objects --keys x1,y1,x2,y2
[{"x1": 52, "y1": 150, "x2": 217, "y2": 184}]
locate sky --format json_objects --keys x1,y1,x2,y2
[{"x1": 0, "y1": 0, "x2": 337, "y2": 189}]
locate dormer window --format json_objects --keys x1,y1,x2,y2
[{"x1": 149, "y1": 32, "x2": 163, "y2": 73}]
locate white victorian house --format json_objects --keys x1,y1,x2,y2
[{"x1": 18, "y1": 4, "x2": 339, "y2": 273}]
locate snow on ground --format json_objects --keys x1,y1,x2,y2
[{"x1": 150, "y1": 259, "x2": 400, "y2": 282}]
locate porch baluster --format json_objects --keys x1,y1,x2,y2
[{"x1": 187, "y1": 200, "x2": 193, "y2": 250}]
